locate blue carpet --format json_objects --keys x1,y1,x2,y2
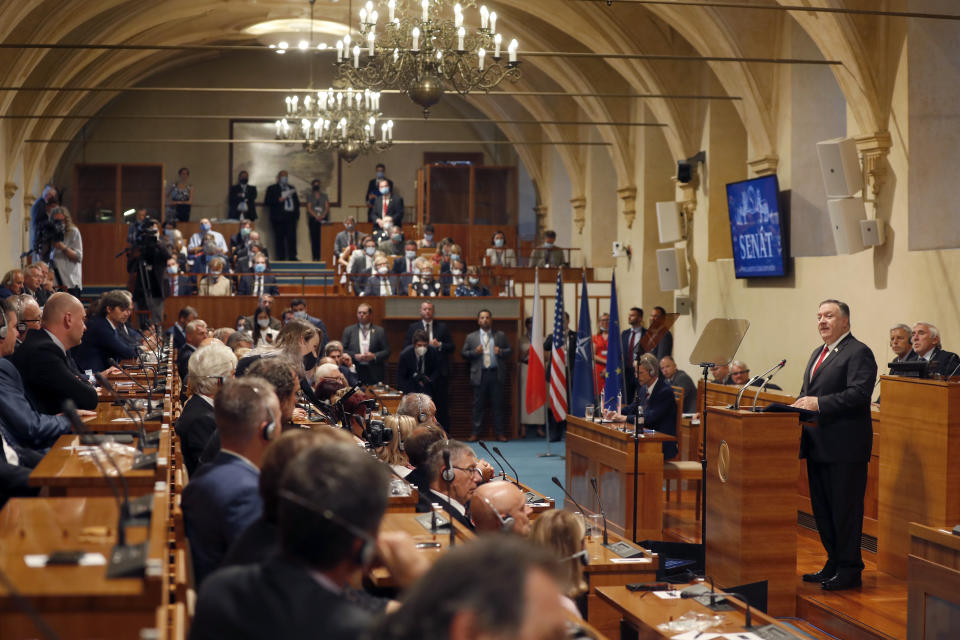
[{"x1": 468, "y1": 435, "x2": 566, "y2": 499}]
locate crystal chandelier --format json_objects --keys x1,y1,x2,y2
[
  {"x1": 335, "y1": 0, "x2": 521, "y2": 117},
  {"x1": 275, "y1": 87, "x2": 394, "y2": 162}
]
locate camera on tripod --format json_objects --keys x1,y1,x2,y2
[
  {"x1": 131, "y1": 216, "x2": 160, "y2": 249},
  {"x1": 362, "y1": 417, "x2": 393, "y2": 448}
]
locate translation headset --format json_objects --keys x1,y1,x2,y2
[
  {"x1": 478, "y1": 495, "x2": 515, "y2": 533},
  {"x1": 441, "y1": 449, "x2": 456, "y2": 483},
  {"x1": 416, "y1": 394, "x2": 427, "y2": 424},
  {"x1": 278, "y1": 489, "x2": 376, "y2": 568},
  {"x1": 0, "y1": 305, "x2": 6, "y2": 340},
  {"x1": 262, "y1": 419, "x2": 277, "y2": 442},
  {"x1": 559, "y1": 549, "x2": 589, "y2": 567}
]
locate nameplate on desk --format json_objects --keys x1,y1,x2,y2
[
  {"x1": 25, "y1": 552, "x2": 107, "y2": 568},
  {"x1": 605, "y1": 540, "x2": 646, "y2": 559},
  {"x1": 609, "y1": 557, "x2": 653, "y2": 564}
]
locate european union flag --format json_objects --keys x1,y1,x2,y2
[
  {"x1": 570, "y1": 272, "x2": 595, "y2": 417},
  {"x1": 603, "y1": 273, "x2": 623, "y2": 411}
]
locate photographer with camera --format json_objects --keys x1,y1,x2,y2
[
  {"x1": 43, "y1": 207, "x2": 82, "y2": 297},
  {"x1": 28, "y1": 185, "x2": 58, "y2": 260},
  {"x1": 127, "y1": 215, "x2": 171, "y2": 326}
]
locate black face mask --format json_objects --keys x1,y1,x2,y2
[
  {"x1": 303, "y1": 352, "x2": 318, "y2": 371},
  {"x1": 239, "y1": 178, "x2": 248, "y2": 185},
  {"x1": 312, "y1": 184, "x2": 321, "y2": 191}
]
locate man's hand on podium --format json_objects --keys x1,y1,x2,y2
[
  {"x1": 791, "y1": 396, "x2": 819, "y2": 412},
  {"x1": 602, "y1": 409, "x2": 627, "y2": 422}
]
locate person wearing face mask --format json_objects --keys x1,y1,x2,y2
[
  {"x1": 530, "y1": 229, "x2": 567, "y2": 267},
  {"x1": 370, "y1": 177, "x2": 404, "y2": 228},
  {"x1": 228, "y1": 170, "x2": 258, "y2": 221},
  {"x1": 392, "y1": 240, "x2": 419, "y2": 292},
  {"x1": 288, "y1": 298, "x2": 329, "y2": 348},
  {"x1": 439, "y1": 243, "x2": 464, "y2": 292},
  {"x1": 348, "y1": 236, "x2": 380, "y2": 294},
  {"x1": 333, "y1": 216, "x2": 359, "y2": 257},
  {"x1": 229, "y1": 220, "x2": 253, "y2": 267},
  {"x1": 454, "y1": 266, "x2": 491, "y2": 297},
  {"x1": 29, "y1": 184, "x2": 58, "y2": 260},
  {"x1": 199, "y1": 257, "x2": 233, "y2": 296},
  {"x1": 397, "y1": 330, "x2": 439, "y2": 396},
  {"x1": 372, "y1": 215, "x2": 394, "y2": 245},
  {"x1": 365, "y1": 163, "x2": 393, "y2": 219},
  {"x1": 417, "y1": 223, "x2": 436, "y2": 249},
  {"x1": 409, "y1": 257, "x2": 443, "y2": 297},
  {"x1": 361, "y1": 257, "x2": 399, "y2": 297},
  {"x1": 377, "y1": 223, "x2": 405, "y2": 256},
  {"x1": 264, "y1": 170, "x2": 301, "y2": 261},
  {"x1": 305, "y1": 179, "x2": 330, "y2": 261},
  {"x1": 188, "y1": 218, "x2": 228, "y2": 264},
  {"x1": 484, "y1": 230, "x2": 517, "y2": 267},
  {"x1": 239, "y1": 254, "x2": 279, "y2": 297}
]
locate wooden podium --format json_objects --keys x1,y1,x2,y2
[
  {"x1": 565, "y1": 416, "x2": 675, "y2": 541},
  {"x1": 878, "y1": 376, "x2": 960, "y2": 579},
  {"x1": 704, "y1": 407, "x2": 801, "y2": 617}
]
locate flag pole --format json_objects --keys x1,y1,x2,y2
[{"x1": 538, "y1": 267, "x2": 560, "y2": 458}]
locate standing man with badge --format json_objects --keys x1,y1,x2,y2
[
  {"x1": 264, "y1": 170, "x2": 300, "y2": 261},
  {"x1": 228, "y1": 170, "x2": 257, "y2": 221}
]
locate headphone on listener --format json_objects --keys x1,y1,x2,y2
[
  {"x1": 478, "y1": 495, "x2": 515, "y2": 533},
  {"x1": 441, "y1": 448, "x2": 456, "y2": 483},
  {"x1": 559, "y1": 549, "x2": 589, "y2": 567},
  {"x1": 262, "y1": 419, "x2": 277, "y2": 442},
  {"x1": 278, "y1": 490, "x2": 376, "y2": 567},
  {"x1": 416, "y1": 394, "x2": 427, "y2": 424},
  {"x1": 0, "y1": 305, "x2": 6, "y2": 340}
]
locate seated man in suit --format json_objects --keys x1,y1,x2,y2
[
  {"x1": 71, "y1": 290, "x2": 138, "y2": 373},
  {"x1": 470, "y1": 481, "x2": 533, "y2": 536},
  {"x1": 10, "y1": 292, "x2": 100, "y2": 414},
  {"x1": 397, "y1": 330, "x2": 440, "y2": 396},
  {"x1": 191, "y1": 440, "x2": 423, "y2": 640},
  {"x1": 729, "y1": 360, "x2": 781, "y2": 391},
  {"x1": 377, "y1": 221, "x2": 406, "y2": 256},
  {"x1": 348, "y1": 236, "x2": 380, "y2": 294},
  {"x1": 178, "y1": 318, "x2": 209, "y2": 382},
  {"x1": 167, "y1": 305, "x2": 198, "y2": 351},
  {"x1": 603, "y1": 352, "x2": 678, "y2": 459},
  {"x1": 889, "y1": 323, "x2": 914, "y2": 365},
  {"x1": 529, "y1": 230, "x2": 567, "y2": 268},
  {"x1": 908, "y1": 321, "x2": 959, "y2": 377},
  {"x1": 238, "y1": 253, "x2": 279, "y2": 297},
  {"x1": 710, "y1": 361, "x2": 733, "y2": 385},
  {"x1": 420, "y1": 440, "x2": 480, "y2": 530},
  {"x1": 10, "y1": 293, "x2": 42, "y2": 346},
  {"x1": 182, "y1": 376, "x2": 281, "y2": 586},
  {"x1": 401, "y1": 424, "x2": 446, "y2": 495},
  {"x1": 178, "y1": 342, "x2": 238, "y2": 475},
  {"x1": 323, "y1": 341, "x2": 360, "y2": 387},
  {"x1": 659, "y1": 356, "x2": 698, "y2": 415},
  {"x1": 361, "y1": 255, "x2": 400, "y2": 297},
  {"x1": 0, "y1": 269, "x2": 24, "y2": 299}
]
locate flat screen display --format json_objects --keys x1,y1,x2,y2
[{"x1": 726, "y1": 174, "x2": 786, "y2": 278}]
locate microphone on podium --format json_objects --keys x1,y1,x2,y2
[{"x1": 752, "y1": 359, "x2": 787, "y2": 410}]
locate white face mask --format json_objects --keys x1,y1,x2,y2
[
  {"x1": 468, "y1": 276, "x2": 480, "y2": 285},
  {"x1": 377, "y1": 266, "x2": 389, "y2": 275},
  {"x1": 415, "y1": 346, "x2": 427, "y2": 357},
  {"x1": 257, "y1": 318, "x2": 270, "y2": 328}
]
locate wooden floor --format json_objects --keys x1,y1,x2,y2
[{"x1": 662, "y1": 494, "x2": 907, "y2": 640}]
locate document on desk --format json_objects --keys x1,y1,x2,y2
[
  {"x1": 111, "y1": 417, "x2": 137, "y2": 423},
  {"x1": 670, "y1": 632, "x2": 764, "y2": 640},
  {"x1": 653, "y1": 589, "x2": 682, "y2": 599},
  {"x1": 24, "y1": 553, "x2": 107, "y2": 568}
]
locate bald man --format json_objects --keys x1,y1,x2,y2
[
  {"x1": 9, "y1": 292, "x2": 99, "y2": 414},
  {"x1": 470, "y1": 481, "x2": 533, "y2": 536}
]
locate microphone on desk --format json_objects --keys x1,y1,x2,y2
[
  {"x1": 106, "y1": 357, "x2": 163, "y2": 415},
  {"x1": 476, "y1": 441, "x2": 507, "y2": 480},
  {"x1": 491, "y1": 446, "x2": 520, "y2": 488},
  {"x1": 551, "y1": 476, "x2": 589, "y2": 515},
  {"x1": 589, "y1": 477, "x2": 609, "y2": 546},
  {"x1": 95, "y1": 372, "x2": 160, "y2": 460},
  {"x1": 751, "y1": 359, "x2": 787, "y2": 411},
  {"x1": 62, "y1": 400, "x2": 151, "y2": 579}
]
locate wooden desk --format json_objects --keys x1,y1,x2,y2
[
  {"x1": 583, "y1": 532, "x2": 658, "y2": 639},
  {"x1": 386, "y1": 477, "x2": 420, "y2": 513},
  {"x1": 29, "y1": 430, "x2": 171, "y2": 498},
  {"x1": 566, "y1": 415, "x2": 675, "y2": 542},
  {"x1": 368, "y1": 512, "x2": 474, "y2": 587},
  {"x1": 0, "y1": 494, "x2": 169, "y2": 639},
  {"x1": 908, "y1": 522, "x2": 960, "y2": 639},
  {"x1": 85, "y1": 404, "x2": 166, "y2": 432},
  {"x1": 368, "y1": 385, "x2": 403, "y2": 415},
  {"x1": 596, "y1": 584, "x2": 806, "y2": 639}
]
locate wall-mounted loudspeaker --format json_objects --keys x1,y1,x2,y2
[
  {"x1": 656, "y1": 201, "x2": 683, "y2": 243},
  {"x1": 860, "y1": 218, "x2": 886, "y2": 247},
  {"x1": 675, "y1": 294, "x2": 692, "y2": 315},
  {"x1": 656, "y1": 247, "x2": 688, "y2": 291},
  {"x1": 816, "y1": 137, "x2": 862, "y2": 198},
  {"x1": 677, "y1": 161, "x2": 692, "y2": 184},
  {"x1": 827, "y1": 198, "x2": 868, "y2": 255}
]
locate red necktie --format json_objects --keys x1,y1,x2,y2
[
  {"x1": 811, "y1": 345, "x2": 829, "y2": 377},
  {"x1": 383, "y1": 199, "x2": 388, "y2": 218}
]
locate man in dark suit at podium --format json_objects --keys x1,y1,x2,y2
[
  {"x1": 792, "y1": 299, "x2": 876, "y2": 591},
  {"x1": 603, "y1": 353, "x2": 678, "y2": 459}
]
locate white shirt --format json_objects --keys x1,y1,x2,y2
[
  {"x1": 358, "y1": 324, "x2": 372, "y2": 354},
  {"x1": 429, "y1": 489, "x2": 467, "y2": 517},
  {"x1": 422, "y1": 320, "x2": 433, "y2": 342},
  {"x1": 1, "y1": 431, "x2": 19, "y2": 466},
  {"x1": 188, "y1": 229, "x2": 227, "y2": 253},
  {"x1": 44, "y1": 329, "x2": 67, "y2": 355}
]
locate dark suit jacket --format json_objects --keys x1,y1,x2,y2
[
  {"x1": 906, "y1": 346, "x2": 960, "y2": 378},
  {"x1": 168, "y1": 322, "x2": 188, "y2": 352},
  {"x1": 544, "y1": 329, "x2": 577, "y2": 384},
  {"x1": 189, "y1": 555, "x2": 373, "y2": 640},
  {"x1": 621, "y1": 327, "x2": 646, "y2": 400},
  {"x1": 648, "y1": 330, "x2": 673, "y2": 359},
  {"x1": 798, "y1": 334, "x2": 877, "y2": 463},
  {"x1": 237, "y1": 273, "x2": 279, "y2": 297},
  {"x1": 228, "y1": 183, "x2": 258, "y2": 220},
  {"x1": 176, "y1": 395, "x2": 217, "y2": 476},
  {"x1": 0, "y1": 434, "x2": 37, "y2": 508},
  {"x1": 397, "y1": 345, "x2": 440, "y2": 395},
  {"x1": 361, "y1": 274, "x2": 401, "y2": 297},
  {"x1": 71, "y1": 316, "x2": 137, "y2": 373},
  {"x1": 369, "y1": 195, "x2": 405, "y2": 227},
  {"x1": 9, "y1": 329, "x2": 98, "y2": 414},
  {"x1": 366, "y1": 177, "x2": 394, "y2": 208},
  {"x1": 405, "y1": 320, "x2": 455, "y2": 375},
  {"x1": 164, "y1": 275, "x2": 197, "y2": 297},
  {"x1": 341, "y1": 324, "x2": 390, "y2": 385},
  {"x1": 622, "y1": 377, "x2": 679, "y2": 459},
  {"x1": 264, "y1": 183, "x2": 300, "y2": 223},
  {"x1": 221, "y1": 518, "x2": 278, "y2": 568},
  {"x1": 0, "y1": 358, "x2": 72, "y2": 449},
  {"x1": 462, "y1": 329, "x2": 512, "y2": 385},
  {"x1": 178, "y1": 343, "x2": 197, "y2": 381},
  {"x1": 182, "y1": 451, "x2": 263, "y2": 585},
  {"x1": 665, "y1": 369, "x2": 698, "y2": 414}
]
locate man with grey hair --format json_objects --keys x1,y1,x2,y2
[
  {"x1": 199, "y1": 256, "x2": 232, "y2": 296},
  {"x1": 182, "y1": 376, "x2": 281, "y2": 585},
  {"x1": 10, "y1": 294, "x2": 41, "y2": 345},
  {"x1": 907, "y1": 321, "x2": 959, "y2": 377},
  {"x1": 21, "y1": 264, "x2": 49, "y2": 306},
  {"x1": 178, "y1": 342, "x2": 238, "y2": 474},
  {"x1": 888, "y1": 323, "x2": 913, "y2": 364},
  {"x1": 424, "y1": 439, "x2": 481, "y2": 530},
  {"x1": 397, "y1": 392, "x2": 438, "y2": 427},
  {"x1": 659, "y1": 355, "x2": 697, "y2": 414},
  {"x1": 730, "y1": 360, "x2": 781, "y2": 391},
  {"x1": 178, "y1": 318, "x2": 209, "y2": 382},
  {"x1": 603, "y1": 352, "x2": 678, "y2": 459}
]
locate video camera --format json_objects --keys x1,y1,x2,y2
[
  {"x1": 35, "y1": 218, "x2": 65, "y2": 249},
  {"x1": 131, "y1": 216, "x2": 161, "y2": 250},
  {"x1": 362, "y1": 417, "x2": 393, "y2": 449}
]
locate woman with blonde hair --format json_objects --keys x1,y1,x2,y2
[
  {"x1": 238, "y1": 318, "x2": 320, "y2": 387},
  {"x1": 529, "y1": 509, "x2": 588, "y2": 619},
  {"x1": 376, "y1": 414, "x2": 417, "y2": 476}
]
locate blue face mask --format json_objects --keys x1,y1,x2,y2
[
  {"x1": 376, "y1": 171, "x2": 385, "y2": 179},
  {"x1": 240, "y1": 227, "x2": 250, "y2": 237},
  {"x1": 365, "y1": 246, "x2": 376, "y2": 256},
  {"x1": 254, "y1": 263, "x2": 266, "y2": 273},
  {"x1": 279, "y1": 176, "x2": 288, "y2": 185},
  {"x1": 450, "y1": 253, "x2": 460, "y2": 262},
  {"x1": 379, "y1": 186, "x2": 390, "y2": 195},
  {"x1": 405, "y1": 250, "x2": 416, "y2": 260},
  {"x1": 200, "y1": 223, "x2": 211, "y2": 233},
  {"x1": 166, "y1": 265, "x2": 178, "y2": 274},
  {"x1": 543, "y1": 242, "x2": 554, "y2": 249},
  {"x1": 164, "y1": 229, "x2": 176, "y2": 240},
  {"x1": 494, "y1": 238, "x2": 504, "y2": 248}
]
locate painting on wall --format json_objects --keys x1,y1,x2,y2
[{"x1": 229, "y1": 120, "x2": 341, "y2": 207}]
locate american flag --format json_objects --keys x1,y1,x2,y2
[{"x1": 549, "y1": 272, "x2": 568, "y2": 422}]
